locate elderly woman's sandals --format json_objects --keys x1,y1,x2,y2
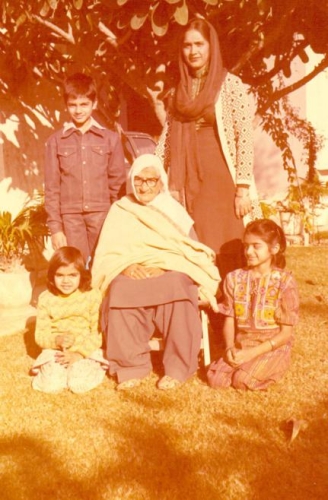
[
  {"x1": 116, "y1": 378, "x2": 142, "y2": 391},
  {"x1": 117, "y1": 375, "x2": 182, "y2": 391},
  {"x1": 157, "y1": 375, "x2": 181, "y2": 391}
]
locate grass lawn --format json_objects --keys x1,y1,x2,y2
[{"x1": 1, "y1": 246, "x2": 327, "y2": 500}]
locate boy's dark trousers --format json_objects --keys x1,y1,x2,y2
[{"x1": 62, "y1": 211, "x2": 108, "y2": 263}]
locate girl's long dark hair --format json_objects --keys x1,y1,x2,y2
[
  {"x1": 244, "y1": 219, "x2": 287, "y2": 269},
  {"x1": 47, "y1": 246, "x2": 91, "y2": 295}
]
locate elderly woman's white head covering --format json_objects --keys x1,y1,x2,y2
[
  {"x1": 128, "y1": 153, "x2": 169, "y2": 198},
  {"x1": 128, "y1": 154, "x2": 194, "y2": 235}
]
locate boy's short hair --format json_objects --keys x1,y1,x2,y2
[{"x1": 63, "y1": 73, "x2": 97, "y2": 103}]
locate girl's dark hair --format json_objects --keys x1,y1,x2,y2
[
  {"x1": 63, "y1": 73, "x2": 97, "y2": 103},
  {"x1": 181, "y1": 18, "x2": 211, "y2": 44},
  {"x1": 47, "y1": 246, "x2": 91, "y2": 295},
  {"x1": 244, "y1": 219, "x2": 287, "y2": 269}
]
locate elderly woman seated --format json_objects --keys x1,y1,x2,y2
[{"x1": 92, "y1": 154, "x2": 220, "y2": 390}]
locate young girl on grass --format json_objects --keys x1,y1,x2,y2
[
  {"x1": 31, "y1": 246, "x2": 108, "y2": 394},
  {"x1": 207, "y1": 219, "x2": 299, "y2": 391}
]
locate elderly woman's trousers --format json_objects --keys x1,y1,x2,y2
[{"x1": 102, "y1": 271, "x2": 203, "y2": 382}]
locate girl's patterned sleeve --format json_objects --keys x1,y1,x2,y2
[
  {"x1": 70, "y1": 289, "x2": 103, "y2": 357},
  {"x1": 218, "y1": 272, "x2": 235, "y2": 317},
  {"x1": 34, "y1": 292, "x2": 58, "y2": 350},
  {"x1": 275, "y1": 273, "x2": 299, "y2": 326}
]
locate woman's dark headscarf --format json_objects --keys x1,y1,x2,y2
[{"x1": 169, "y1": 19, "x2": 226, "y2": 211}]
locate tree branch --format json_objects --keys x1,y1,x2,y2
[
  {"x1": 231, "y1": 0, "x2": 299, "y2": 75},
  {"x1": 98, "y1": 22, "x2": 118, "y2": 49},
  {"x1": 251, "y1": 40, "x2": 309, "y2": 86},
  {"x1": 98, "y1": 22, "x2": 132, "y2": 49},
  {"x1": 146, "y1": 64, "x2": 167, "y2": 126},
  {"x1": 259, "y1": 54, "x2": 328, "y2": 114},
  {"x1": 31, "y1": 15, "x2": 75, "y2": 44}
]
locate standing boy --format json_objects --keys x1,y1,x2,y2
[{"x1": 44, "y1": 73, "x2": 126, "y2": 263}]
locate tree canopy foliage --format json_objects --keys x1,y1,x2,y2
[
  {"x1": 1, "y1": 0, "x2": 327, "y2": 186},
  {"x1": 1, "y1": 0, "x2": 328, "y2": 117}
]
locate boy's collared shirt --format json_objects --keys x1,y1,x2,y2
[
  {"x1": 62, "y1": 116, "x2": 105, "y2": 134},
  {"x1": 44, "y1": 118, "x2": 126, "y2": 235}
]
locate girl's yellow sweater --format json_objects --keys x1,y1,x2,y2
[{"x1": 35, "y1": 288, "x2": 102, "y2": 358}]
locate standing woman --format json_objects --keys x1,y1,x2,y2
[{"x1": 156, "y1": 18, "x2": 261, "y2": 280}]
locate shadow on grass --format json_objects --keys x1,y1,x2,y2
[
  {"x1": 210, "y1": 402, "x2": 328, "y2": 500},
  {"x1": 0, "y1": 436, "x2": 87, "y2": 500},
  {"x1": 149, "y1": 335, "x2": 222, "y2": 384},
  {"x1": 254, "y1": 405, "x2": 328, "y2": 499},
  {"x1": 23, "y1": 317, "x2": 41, "y2": 359},
  {"x1": 3, "y1": 400, "x2": 328, "y2": 500},
  {"x1": 300, "y1": 301, "x2": 327, "y2": 319},
  {"x1": 0, "y1": 416, "x2": 221, "y2": 500}
]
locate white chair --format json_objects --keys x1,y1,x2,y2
[{"x1": 149, "y1": 306, "x2": 211, "y2": 366}]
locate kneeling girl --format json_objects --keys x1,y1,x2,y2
[{"x1": 207, "y1": 219, "x2": 299, "y2": 390}]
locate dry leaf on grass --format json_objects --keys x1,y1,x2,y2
[
  {"x1": 285, "y1": 417, "x2": 309, "y2": 444},
  {"x1": 314, "y1": 295, "x2": 325, "y2": 303}
]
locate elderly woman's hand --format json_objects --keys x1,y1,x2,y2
[
  {"x1": 198, "y1": 287, "x2": 219, "y2": 313},
  {"x1": 145, "y1": 267, "x2": 166, "y2": 278},
  {"x1": 122, "y1": 264, "x2": 165, "y2": 280}
]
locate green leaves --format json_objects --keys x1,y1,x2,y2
[
  {"x1": 130, "y1": 2, "x2": 150, "y2": 31},
  {"x1": 131, "y1": 12, "x2": 148, "y2": 30},
  {"x1": 1, "y1": 0, "x2": 328, "y2": 164},
  {"x1": 14, "y1": 13, "x2": 27, "y2": 29},
  {"x1": 47, "y1": 0, "x2": 59, "y2": 10},
  {"x1": 73, "y1": 0, "x2": 83, "y2": 9},
  {"x1": 0, "y1": 194, "x2": 49, "y2": 271},
  {"x1": 150, "y1": 0, "x2": 190, "y2": 35},
  {"x1": 40, "y1": 2, "x2": 50, "y2": 16},
  {"x1": 173, "y1": 0, "x2": 188, "y2": 25},
  {"x1": 0, "y1": 211, "x2": 28, "y2": 267},
  {"x1": 257, "y1": 0, "x2": 270, "y2": 16},
  {"x1": 151, "y1": 2, "x2": 169, "y2": 36}
]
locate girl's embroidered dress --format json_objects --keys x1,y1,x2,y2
[{"x1": 207, "y1": 267, "x2": 299, "y2": 390}]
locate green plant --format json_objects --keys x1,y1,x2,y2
[
  {"x1": 0, "y1": 192, "x2": 49, "y2": 272},
  {"x1": 284, "y1": 174, "x2": 328, "y2": 236},
  {"x1": 260, "y1": 193, "x2": 312, "y2": 239},
  {"x1": 259, "y1": 201, "x2": 278, "y2": 219}
]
